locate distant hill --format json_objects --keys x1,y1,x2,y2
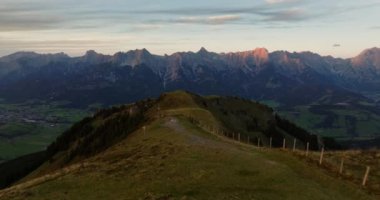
[
  {"x1": 0, "y1": 47, "x2": 379, "y2": 145},
  {"x1": 0, "y1": 91, "x2": 374, "y2": 200}
]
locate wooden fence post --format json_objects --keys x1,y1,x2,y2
[
  {"x1": 306, "y1": 142, "x2": 309, "y2": 156},
  {"x1": 293, "y1": 138, "x2": 296, "y2": 152},
  {"x1": 269, "y1": 137, "x2": 272, "y2": 149},
  {"x1": 282, "y1": 138, "x2": 286, "y2": 150},
  {"x1": 339, "y1": 157, "x2": 344, "y2": 174},
  {"x1": 238, "y1": 133, "x2": 241, "y2": 142},
  {"x1": 143, "y1": 126, "x2": 146, "y2": 135},
  {"x1": 257, "y1": 137, "x2": 260, "y2": 147},
  {"x1": 319, "y1": 147, "x2": 324, "y2": 165},
  {"x1": 362, "y1": 166, "x2": 371, "y2": 186}
]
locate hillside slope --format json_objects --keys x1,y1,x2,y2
[{"x1": 0, "y1": 91, "x2": 374, "y2": 199}]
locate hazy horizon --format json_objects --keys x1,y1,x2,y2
[
  {"x1": 2, "y1": 46, "x2": 379, "y2": 60},
  {"x1": 0, "y1": 0, "x2": 379, "y2": 58}
]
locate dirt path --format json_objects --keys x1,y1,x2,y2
[{"x1": 163, "y1": 117, "x2": 244, "y2": 151}]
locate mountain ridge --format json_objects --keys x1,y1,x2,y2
[
  {"x1": 2, "y1": 47, "x2": 379, "y2": 84},
  {"x1": 0, "y1": 47, "x2": 380, "y2": 147},
  {"x1": 2, "y1": 47, "x2": 377, "y2": 60},
  {"x1": 2, "y1": 47, "x2": 379, "y2": 103}
]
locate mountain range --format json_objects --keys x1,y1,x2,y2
[
  {"x1": 1, "y1": 47, "x2": 380, "y2": 105},
  {"x1": 0, "y1": 47, "x2": 380, "y2": 146}
]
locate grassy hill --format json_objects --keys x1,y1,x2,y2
[{"x1": 0, "y1": 91, "x2": 377, "y2": 199}]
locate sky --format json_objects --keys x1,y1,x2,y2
[{"x1": 0, "y1": 0, "x2": 379, "y2": 58}]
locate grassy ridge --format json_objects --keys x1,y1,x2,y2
[
  {"x1": 0, "y1": 91, "x2": 374, "y2": 199},
  {"x1": 0, "y1": 117, "x2": 376, "y2": 199}
]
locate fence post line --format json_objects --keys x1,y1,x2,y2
[
  {"x1": 362, "y1": 166, "x2": 371, "y2": 186},
  {"x1": 293, "y1": 138, "x2": 296, "y2": 152},
  {"x1": 257, "y1": 137, "x2": 260, "y2": 147},
  {"x1": 339, "y1": 157, "x2": 344, "y2": 174},
  {"x1": 283, "y1": 138, "x2": 286, "y2": 150},
  {"x1": 238, "y1": 133, "x2": 241, "y2": 142},
  {"x1": 306, "y1": 142, "x2": 309, "y2": 156},
  {"x1": 269, "y1": 137, "x2": 272, "y2": 149},
  {"x1": 319, "y1": 147, "x2": 324, "y2": 165}
]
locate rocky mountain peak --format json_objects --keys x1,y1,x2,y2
[
  {"x1": 252, "y1": 48, "x2": 269, "y2": 64},
  {"x1": 253, "y1": 47, "x2": 269, "y2": 56},
  {"x1": 81, "y1": 50, "x2": 109, "y2": 63},
  {"x1": 352, "y1": 47, "x2": 380, "y2": 69},
  {"x1": 197, "y1": 47, "x2": 209, "y2": 55},
  {"x1": 135, "y1": 48, "x2": 151, "y2": 57},
  {"x1": 84, "y1": 50, "x2": 99, "y2": 57}
]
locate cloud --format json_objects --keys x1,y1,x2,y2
[
  {"x1": 0, "y1": 15, "x2": 63, "y2": 32},
  {"x1": 0, "y1": 0, "x2": 378, "y2": 33},
  {"x1": 265, "y1": 0, "x2": 300, "y2": 4},
  {"x1": 333, "y1": 44, "x2": 341, "y2": 47},
  {"x1": 0, "y1": 4, "x2": 64, "y2": 31},
  {"x1": 259, "y1": 8, "x2": 309, "y2": 22},
  {"x1": 369, "y1": 26, "x2": 380, "y2": 30},
  {"x1": 0, "y1": 39, "x2": 128, "y2": 48},
  {"x1": 131, "y1": 7, "x2": 262, "y2": 16},
  {"x1": 175, "y1": 15, "x2": 242, "y2": 25},
  {"x1": 0, "y1": 0, "x2": 318, "y2": 32},
  {"x1": 131, "y1": 1, "x2": 317, "y2": 25}
]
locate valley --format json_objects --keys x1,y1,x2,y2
[
  {"x1": 0, "y1": 101, "x2": 89, "y2": 161},
  {"x1": 276, "y1": 103, "x2": 380, "y2": 148}
]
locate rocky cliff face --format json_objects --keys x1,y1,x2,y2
[{"x1": 0, "y1": 47, "x2": 379, "y2": 106}]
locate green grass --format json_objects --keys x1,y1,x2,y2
[
  {"x1": 0, "y1": 102, "x2": 89, "y2": 160},
  {"x1": 280, "y1": 105, "x2": 380, "y2": 139},
  {"x1": 298, "y1": 150, "x2": 380, "y2": 195},
  {"x1": 0, "y1": 124, "x2": 67, "y2": 160},
  {"x1": 1, "y1": 115, "x2": 377, "y2": 199}
]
